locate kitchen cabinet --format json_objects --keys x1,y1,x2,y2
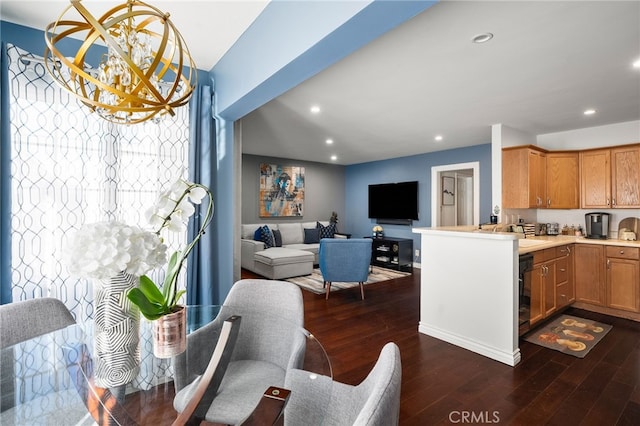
[
  {"x1": 580, "y1": 144, "x2": 640, "y2": 208},
  {"x1": 530, "y1": 246, "x2": 575, "y2": 325},
  {"x1": 606, "y1": 246, "x2": 640, "y2": 313},
  {"x1": 555, "y1": 245, "x2": 575, "y2": 309},
  {"x1": 530, "y1": 244, "x2": 575, "y2": 326},
  {"x1": 502, "y1": 146, "x2": 546, "y2": 209},
  {"x1": 574, "y1": 244, "x2": 605, "y2": 305},
  {"x1": 546, "y1": 152, "x2": 580, "y2": 209},
  {"x1": 611, "y1": 146, "x2": 640, "y2": 208}
]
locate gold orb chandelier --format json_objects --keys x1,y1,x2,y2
[{"x1": 44, "y1": 0, "x2": 196, "y2": 124}]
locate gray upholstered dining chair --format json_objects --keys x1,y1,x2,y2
[
  {"x1": 283, "y1": 342, "x2": 402, "y2": 426},
  {"x1": 0, "y1": 297, "x2": 76, "y2": 349},
  {"x1": 173, "y1": 279, "x2": 306, "y2": 425},
  {"x1": 319, "y1": 238, "x2": 373, "y2": 299},
  {"x1": 1, "y1": 297, "x2": 77, "y2": 415}
]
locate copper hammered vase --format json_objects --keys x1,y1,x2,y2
[{"x1": 153, "y1": 306, "x2": 187, "y2": 358}]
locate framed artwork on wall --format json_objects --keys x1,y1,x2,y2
[
  {"x1": 259, "y1": 163, "x2": 305, "y2": 217},
  {"x1": 442, "y1": 176, "x2": 455, "y2": 205}
]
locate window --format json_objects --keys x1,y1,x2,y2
[{"x1": 7, "y1": 43, "x2": 190, "y2": 322}]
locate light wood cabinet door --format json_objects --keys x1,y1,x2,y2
[
  {"x1": 574, "y1": 244, "x2": 605, "y2": 305},
  {"x1": 546, "y1": 152, "x2": 579, "y2": 208},
  {"x1": 605, "y1": 246, "x2": 640, "y2": 313},
  {"x1": 529, "y1": 149, "x2": 546, "y2": 208},
  {"x1": 606, "y1": 258, "x2": 640, "y2": 312},
  {"x1": 611, "y1": 145, "x2": 640, "y2": 208},
  {"x1": 580, "y1": 149, "x2": 611, "y2": 208},
  {"x1": 502, "y1": 147, "x2": 546, "y2": 208},
  {"x1": 530, "y1": 263, "x2": 544, "y2": 325}
]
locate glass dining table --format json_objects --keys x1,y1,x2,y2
[{"x1": 0, "y1": 305, "x2": 332, "y2": 425}]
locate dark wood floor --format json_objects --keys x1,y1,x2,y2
[
  {"x1": 242, "y1": 268, "x2": 640, "y2": 425},
  {"x1": 128, "y1": 269, "x2": 639, "y2": 425}
]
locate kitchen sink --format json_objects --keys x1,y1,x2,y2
[{"x1": 518, "y1": 239, "x2": 549, "y2": 247}]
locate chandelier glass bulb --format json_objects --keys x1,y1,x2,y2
[{"x1": 44, "y1": 0, "x2": 196, "y2": 124}]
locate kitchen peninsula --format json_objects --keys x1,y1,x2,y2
[
  {"x1": 413, "y1": 226, "x2": 640, "y2": 367},
  {"x1": 413, "y1": 227, "x2": 521, "y2": 366}
]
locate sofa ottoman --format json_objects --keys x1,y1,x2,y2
[{"x1": 253, "y1": 248, "x2": 314, "y2": 280}]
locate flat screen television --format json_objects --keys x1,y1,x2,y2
[{"x1": 368, "y1": 181, "x2": 419, "y2": 222}]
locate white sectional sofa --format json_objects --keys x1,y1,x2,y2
[{"x1": 241, "y1": 221, "x2": 332, "y2": 278}]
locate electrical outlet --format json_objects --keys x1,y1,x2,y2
[{"x1": 415, "y1": 249, "x2": 420, "y2": 257}]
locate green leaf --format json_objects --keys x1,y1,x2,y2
[
  {"x1": 174, "y1": 289, "x2": 186, "y2": 304},
  {"x1": 138, "y1": 275, "x2": 165, "y2": 305},
  {"x1": 127, "y1": 288, "x2": 166, "y2": 320},
  {"x1": 162, "y1": 250, "x2": 183, "y2": 300}
]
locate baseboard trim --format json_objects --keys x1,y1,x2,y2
[{"x1": 418, "y1": 322, "x2": 521, "y2": 367}]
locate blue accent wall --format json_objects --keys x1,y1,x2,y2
[
  {"x1": 1, "y1": 20, "x2": 104, "y2": 65},
  {"x1": 345, "y1": 144, "x2": 492, "y2": 261}
]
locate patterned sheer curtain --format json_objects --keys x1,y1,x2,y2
[{"x1": 6, "y1": 42, "x2": 189, "y2": 323}]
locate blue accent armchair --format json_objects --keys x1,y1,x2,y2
[{"x1": 319, "y1": 238, "x2": 372, "y2": 300}]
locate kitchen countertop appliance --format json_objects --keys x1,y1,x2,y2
[
  {"x1": 546, "y1": 223, "x2": 560, "y2": 236},
  {"x1": 585, "y1": 212, "x2": 610, "y2": 239}
]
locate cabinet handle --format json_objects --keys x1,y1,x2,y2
[
  {"x1": 619, "y1": 250, "x2": 625, "y2": 255},
  {"x1": 607, "y1": 259, "x2": 610, "y2": 269},
  {"x1": 560, "y1": 268, "x2": 566, "y2": 272},
  {"x1": 547, "y1": 198, "x2": 551, "y2": 207},
  {"x1": 566, "y1": 246, "x2": 571, "y2": 256},
  {"x1": 613, "y1": 198, "x2": 616, "y2": 206},
  {"x1": 607, "y1": 198, "x2": 610, "y2": 206}
]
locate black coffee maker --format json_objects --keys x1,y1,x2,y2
[{"x1": 585, "y1": 212, "x2": 610, "y2": 239}]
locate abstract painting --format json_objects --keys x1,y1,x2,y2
[{"x1": 259, "y1": 164, "x2": 305, "y2": 217}]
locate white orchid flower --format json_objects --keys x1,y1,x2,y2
[
  {"x1": 188, "y1": 186, "x2": 207, "y2": 204},
  {"x1": 167, "y1": 212, "x2": 187, "y2": 232}
]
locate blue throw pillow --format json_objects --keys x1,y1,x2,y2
[
  {"x1": 260, "y1": 225, "x2": 275, "y2": 248},
  {"x1": 254, "y1": 227, "x2": 262, "y2": 241},
  {"x1": 303, "y1": 227, "x2": 320, "y2": 244},
  {"x1": 317, "y1": 222, "x2": 336, "y2": 239}
]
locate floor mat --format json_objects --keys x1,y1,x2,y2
[{"x1": 523, "y1": 314, "x2": 612, "y2": 358}]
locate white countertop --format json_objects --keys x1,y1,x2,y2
[{"x1": 412, "y1": 225, "x2": 640, "y2": 254}]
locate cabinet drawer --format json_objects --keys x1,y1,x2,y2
[
  {"x1": 556, "y1": 281, "x2": 574, "y2": 308},
  {"x1": 556, "y1": 245, "x2": 572, "y2": 258},
  {"x1": 534, "y1": 247, "x2": 556, "y2": 264},
  {"x1": 605, "y1": 246, "x2": 640, "y2": 260},
  {"x1": 556, "y1": 257, "x2": 569, "y2": 282}
]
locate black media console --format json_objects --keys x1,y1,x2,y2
[{"x1": 368, "y1": 236, "x2": 413, "y2": 273}]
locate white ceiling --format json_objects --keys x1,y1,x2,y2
[
  {"x1": 2, "y1": 1, "x2": 639, "y2": 166},
  {"x1": 241, "y1": 0, "x2": 640, "y2": 165},
  {"x1": 0, "y1": 0, "x2": 269, "y2": 70}
]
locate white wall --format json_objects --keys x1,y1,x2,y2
[{"x1": 536, "y1": 120, "x2": 640, "y2": 150}]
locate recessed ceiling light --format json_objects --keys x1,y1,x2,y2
[
  {"x1": 584, "y1": 109, "x2": 596, "y2": 116},
  {"x1": 633, "y1": 58, "x2": 640, "y2": 69},
  {"x1": 326, "y1": 138, "x2": 334, "y2": 145},
  {"x1": 434, "y1": 135, "x2": 443, "y2": 141},
  {"x1": 472, "y1": 33, "x2": 493, "y2": 44},
  {"x1": 330, "y1": 155, "x2": 337, "y2": 161},
  {"x1": 310, "y1": 105, "x2": 321, "y2": 114}
]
